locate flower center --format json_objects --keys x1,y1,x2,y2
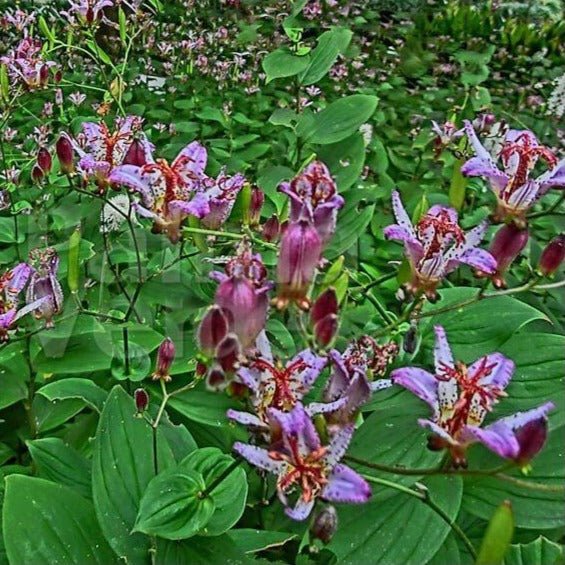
[{"x1": 416, "y1": 210, "x2": 465, "y2": 259}]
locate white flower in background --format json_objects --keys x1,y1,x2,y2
[
  {"x1": 100, "y1": 195, "x2": 138, "y2": 233},
  {"x1": 547, "y1": 73, "x2": 565, "y2": 119},
  {"x1": 359, "y1": 123, "x2": 373, "y2": 146}
]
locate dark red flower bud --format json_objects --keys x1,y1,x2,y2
[
  {"x1": 207, "y1": 364, "x2": 227, "y2": 390},
  {"x1": 56, "y1": 135, "x2": 75, "y2": 174},
  {"x1": 54, "y1": 70, "x2": 62, "y2": 83},
  {"x1": 310, "y1": 505, "x2": 338, "y2": 545},
  {"x1": 486, "y1": 223, "x2": 529, "y2": 288},
  {"x1": 539, "y1": 234, "x2": 565, "y2": 277},
  {"x1": 197, "y1": 306, "x2": 229, "y2": 356},
  {"x1": 248, "y1": 187, "x2": 264, "y2": 227},
  {"x1": 152, "y1": 337, "x2": 175, "y2": 381},
  {"x1": 37, "y1": 147, "x2": 52, "y2": 174},
  {"x1": 262, "y1": 215, "x2": 280, "y2": 242},
  {"x1": 86, "y1": 7, "x2": 95, "y2": 23},
  {"x1": 515, "y1": 417, "x2": 549, "y2": 465},
  {"x1": 134, "y1": 388, "x2": 149, "y2": 413},
  {"x1": 310, "y1": 288, "x2": 338, "y2": 326},
  {"x1": 39, "y1": 64, "x2": 49, "y2": 86},
  {"x1": 215, "y1": 333, "x2": 241, "y2": 374},
  {"x1": 196, "y1": 360, "x2": 208, "y2": 377},
  {"x1": 31, "y1": 164, "x2": 44, "y2": 183},
  {"x1": 403, "y1": 325, "x2": 418, "y2": 354},
  {"x1": 314, "y1": 313, "x2": 338, "y2": 348},
  {"x1": 122, "y1": 138, "x2": 148, "y2": 167}
]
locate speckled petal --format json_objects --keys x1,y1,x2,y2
[{"x1": 323, "y1": 464, "x2": 371, "y2": 503}]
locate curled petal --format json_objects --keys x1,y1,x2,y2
[
  {"x1": 418, "y1": 418, "x2": 458, "y2": 446},
  {"x1": 434, "y1": 325, "x2": 454, "y2": 373},
  {"x1": 323, "y1": 464, "x2": 371, "y2": 504},
  {"x1": 168, "y1": 194, "x2": 210, "y2": 219},
  {"x1": 392, "y1": 367, "x2": 438, "y2": 410},
  {"x1": 226, "y1": 409, "x2": 266, "y2": 429},
  {"x1": 468, "y1": 353, "x2": 514, "y2": 390},
  {"x1": 460, "y1": 423, "x2": 520, "y2": 459},
  {"x1": 285, "y1": 497, "x2": 315, "y2": 521},
  {"x1": 232, "y1": 442, "x2": 284, "y2": 473},
  {"x1": 495, "y1": 402, "x2": 554, "y2": 431},
  {"x1": 324, "y1": 424, "x2": 355, "y2": 467},
  {"x1": 536, "y1": 158, "x2": 565, "y2": 195},
  {"x1": 293, "y1": 349, "x2": 327, "y2": 389},
  {"x1": 390, "y1": 190, "x2": 416, "y2": 238},
  {"x1": 456, "y1": 247, "x2": 497, "y2": 274}
]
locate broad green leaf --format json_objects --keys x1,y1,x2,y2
[
  {"x1": 504, "y1": 536, "x2": 563, "y2": 565},
  {"x1": 317, "y1": 132, "x2": 366, "y2": 191},
  {"x1": 33, "y1": 395, "x2": 88, "y2": 433},
  {"x1": 0, "y1": 345, "x2": 29, "y2": 410},
  {"x1": 134, "y1": 468, "x2": 214, "y2": 540},
  {"x1": 92, "y1": 386, "x2": 154, "y2": 564},
  {"x1": 267, "y1": 318, "x2": 296, "y2": 358},
  {"x1": 168, "y1": 387, "x2": 238, "y2": 427},
  {"x1": 299, "y1": 27, "x2": 353, "y2": 85},
  {"x1": 27, "y1": 438, "x2": 91, "y2": 499},
  {"x1": 329, "y1": 475, "x2": 463, "y2": 564},
  {"x1": 0, "y1": 217, "x2": 24, "y2": 243},
  {"x1": 36, "y1": 378, "x2": 107, "y2": 412},
  {"x1": 227, "y1": 529, "x2": 297, "y2": 554},
  {"x1": 155, "y1": 535, "x2": 252, "y2": 565},
  {"x1": 178, "y1": 447, "x2": 248, "y2": 536},
  {"x1": 327, "y1": 200, "x2": 375, "y2": 259},
  {"x1": 3, "y1": 475, "x2": 118, "y2": 565},
  {"x1": 298, "y1": 95, "x2": 378, "y2": 145}
]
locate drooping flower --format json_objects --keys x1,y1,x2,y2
[
  {"x1": 233, "y1": 402, "x2": 371, "y2": 520},
  {"x1": 384, "y1": 191, "x2": 496, "y2": 299},
  {"x1": 25, "y1": 248, "x2": 64, "y2": 329},
  {"x1": 391, "y1": 325, "x2": 554, "y2": 467},
  {"x1": 310, "y1": 288, "x2": 339, "y2": 348},
  {"x1": 69, "y1": 116, "x2": 151, "y2": 191},
  {"x1": 279, "y1": 161, "x2": 344, "y2": 245},
  {"x1": 461, "y1": 120, "x2": 565, "y2": 222},
  {"x1": 539, "y1": 234, "x2": 565, "y2": 276},
  {"x1": 109, "y1": 140, "x2": 211, "y2": 243},
  {"x1": 152, "y1": 337, "x2": 175, "y2": 382},
  {"x1": 227, "y1": 337, "x2": 327, "y2": 430}
]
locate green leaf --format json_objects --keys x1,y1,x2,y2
[
  {"x1": 298, "y1": 95, "x2": 378, "y2": 145},
  {"x1": 26, "y1": 438, "x2": 91, "y2": 499},
  {"x1": 134, "y1": 468, "x2": 214, "y2": 540},
  {"x1": 178, "y1": 447, "x2": 248, "y2": 536},
  {"x1": 168, "y1": 388, "x2": 238, "y2": 427},
  {"x1": 33, "y1": 396, "x2": 88, "y2": 433},
  {"x1": 329, "y1": 476, "x2": 463, "y2": 564},
  {"x1": 92, "y1": 386, "x2": 154, "y2": 564},
  {"x1": 327, "y1": 199, "x2": 375, "y2": 259},
  {"x1": 299, "y1": 27, "x2": 353, "y2": 85},
  {"x1": 267, "y1": 318, "x2": 296, "y2": 358},
  {"x1": 3, "y1": 475, "x2": 118, "y2": 565},
  {"x1": 504, "y1": 536, "x2": 564, "y2": 565},
  {"x1": 0, "y1": 345, "x2": 29, "y2": 410},
  {"x1": 0, "y1": 217, "x2": 24, "y2": 243},
  {"x1": 449, "y1": 159, "x2": 467, "y2": 210},
  {"x1": 226, "y1": 529, "x2": 297, "y2": 554},
  {"x1": 155, "y1": 535, "x2": 253, "y2": 565},
  {"x1": 36, "y1": 378, "x2": 107, "y2": 412},
  {"x1": 317, "y1": 132, "x2": 366, "y2": 191},
  {"x1": 476, "y1": 501, "x2": 515, "y2": 565}
]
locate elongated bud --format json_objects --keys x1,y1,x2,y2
[
  {"x1": 134, "y1": 388, "x2": 149, "y2": 414},
  {"x1": 56, "y1": 135, "x2": 74, "y2": 174},
  {"x1": 262, "y1": 215, "x2": 280, "y2": 242},
  {"x1": 539, "y1": 234, "x2": 565, "y2": 277},
  {"x1": 248, "y1": 187, "x2": 264, "y2": 227},
  {"x1": 310, "y1": 505, "x2": 338, "y2": 545},
  {"x1": 515, "y1": 417, "x2": 549, "y2": 466},
  {"x1": 275, "y1": 220, "x2": 322, "y2": 310},
  {"x1": 484, "y1": 223, "x2": 529, "y2": 288},
  {"x1": 403, "y1": 324, "x2": 418, "y2": 354},
  {"x1": 314, "y1": 313, "x2": 338, "y2": 348},
  {"x1": 476, "y1": 501, "x2": 514, "y2": 565},
  {"x1": 31, "y1": 164, "x2": 44, "y2": 183},
  {"x1": 310, "y1": 288, "x2": 338, "y2": 325},
  {"x1": 197, "y1": 306, "x2": 228, "y2": 357},
  {"x1": 39, "y1": 64, "x2": 49, "y2": 86},
  {"x1": 37, "y1": 147, "x2": 52, "y2": 174},
  {"x1": 152, "y1": 338, "x2": 175, "y2": 381},
  {"x1": 122, "y1": 138, "x2": 148, "y2": 166}
]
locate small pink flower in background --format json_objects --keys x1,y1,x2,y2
[
  {"x1": 69, "y1": 92, "x2": 87, "y2": 106},
  {"x1": 384, "y1": 191, "x2": 496, "y2": 299},
  {"x1": 64, "y1": 0, "x2": 114, "y2": 25},
  {"x1": 392, "y1": 326, "x2": 554, "y2": 468}
]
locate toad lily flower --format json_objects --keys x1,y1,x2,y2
[
  {"x1": 227, "y1": 337, "x2": 327, "y2": 430},
  {"x1": 391, "y1": 325, "x2": 554, "y2": 467},
  {"x1": 233, "y1": 402, "x2": 371, "y2": 520},
  {"x1": 109, "y1": 141, "x2": 211, "y2": 243},
  {"x1": 461, "y1": 120, "x2": 565, "y2": 222},
  {"x1": 384, "y1": 191, "x2": 496, "y2": 299},
  {"x1": 279, "y1": 161, "x2": 344, "y2": 245},
  {"x1": 200, "y1": 171, "x2": 246, "y2": 229},
  {"x1": 69, "y1": 116, "x2": 151, "y2": 190},
  {"x1": 64, "y1": 0, "x2": 114, "y2": 25}
]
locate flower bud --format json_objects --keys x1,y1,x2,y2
[
  {"x1": 310, "y1": 505, "x2": 338, "y2": 545},
  {"x1": 152, "y1": 337, "x2": 175, "y2": 381},
  {"x1": 485, "y1": 223, "x2": 529, "y2": 288},
  {"x1": 248, "y1": 187, "x2": 264, "y2": 227},
  {"x1": 134, "y1": 388, "x2": 149, "y2": 414},
  {"x1": 197, "y1": 306, "x2": 229, "y2": 357},
  {"x1": 262, "y1": 215, "x2": 280, "y2": 242},
  {"x1": 275, "y1": 220, "x2": 322, "y2": 310},
  {"x1": 37, "y1": 147, "x2": 52, "y2": 174},
  {"x1": 538, "y1": 234, "x2": 565, "y2": 277},
  {"x1": 56, "y1": 134, "x2": 74, "y2": 174},
  {"x1": 39, "y1": 64, "x2": 49, "y2": 86},
  {"x1": 215, "y1": 333, "x2": 241, "y2": 374},
  {"x1": 122, "y1": 138, "x2": 148, "y2": 167},
  {"x1": 314, "y1": 313, "x2": 338, "y2": 348},
  {"x1": 206, "y1": 364, "x2": 227, "y2": 390},
  {"x1": 514, "y1": 417, "x2": 549, "y2": 466},
  {"x1": 31, "y1": 164, "x2": 44, "y2": 183},
  {"x1": 310, "y1": 288, "x2": 338, "y2": 325},
  {"x1": 403, "y1": 324, "x2": 418, "y2": 354}
]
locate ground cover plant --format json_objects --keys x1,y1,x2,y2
[{"x1": 0, "y1": 0, "x2": 564, "y2": 564}]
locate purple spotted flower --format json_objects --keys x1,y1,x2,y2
[
  {"x1": 233, "y1": 402, "x2": 371, "y2": 521},
  {"x1": 227, "y1": 336, "x2": 327, "y2": 430},
  {"x1": 391, "y1": 325, "x2": 554, "y2": 467},
  {"x1": 26, "y1": 248, "x2": 64, "y2": 329},
  {"x1": 461, "y1": 120, "x2": 565, "y2": 222},
  {"x1": 279, "y1": 161, "x2": 344, "y2": 245},
  {"x1": 63, "y1": 0, "x2": 114, "y2": 24},
  {"x1": 384, "y1": 191, "x2": 496, "y2": 299},
  {"x1": 69, "y1": 116, "x2": 151, "y2": 190},
  {"x1": 201, "y1": 171, "x2": 246, "y2": 229},
  {"x1": 109, "y1": 140, "x2": 211, "y2": 243}
]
